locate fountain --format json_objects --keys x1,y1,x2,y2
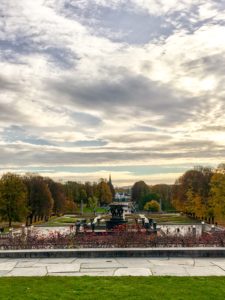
[{"x1": 106, "y1": 203, "x2": 128, "y2": 229}]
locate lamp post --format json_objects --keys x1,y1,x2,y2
[
  {"x1": 192, "y1": 225, "x2": 196, "y2": 237},
  {"x1": 80, "y1": 199, "x2": 83, "y2": 215}
]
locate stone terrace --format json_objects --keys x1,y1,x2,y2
[{"x1": 1, "y1": 257, "x2": 225, "y2": 276}]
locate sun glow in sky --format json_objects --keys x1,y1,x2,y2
[{"x1": 0, "y1": 0, "x2": 225, "y2": 185}]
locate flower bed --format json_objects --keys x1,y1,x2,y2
[{"x1": 1, "y1": 225, "x2": 225, "y2": 250}]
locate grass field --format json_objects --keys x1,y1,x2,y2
[
  {"x1": 0, "y1": 277, "x2": 225, "y2": 300},
  {"x1": 82, "y1": 207, "x2": 108, "y2": 213},
  {"x1": 126, "y1": 213, "x2": 199, "y2": 224},
  {"x1": 145, "y1": 214, "x2": 200, "y2": 224},
  {"x1": 0, "y1": 212, "x2": 200, "y2": 229}
]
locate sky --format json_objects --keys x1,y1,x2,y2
[{"x1": 0, "y1": 0, "x2": 225, "y2": 186}]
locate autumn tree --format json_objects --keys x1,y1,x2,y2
[
  {"x1": 107, "y1": 175, "x2": 115, "y2": 200},
  {"x1": 97, "y1": 179, "x2": 112, "y2": 205},
  {"x1": 64, "y1": 199, "x2": 77, "y2": 214},
  {"x1": 172, "y1": 168, "x2": 212, "y2": 219},
  {"x1": 210, "y1": 173, "x2": 225, "y2": 223},
  {"x1": 0, "y1": 173, "x2": 28, "y2": 227},
  {"x1": 46, "y1": 179, "x2": 66, "y2": 215}
]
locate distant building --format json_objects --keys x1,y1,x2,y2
[
  {"x1": 110, "y1": 201, "x2": 134, "y2": 214},
  {"x1": 115, "y1": 192, "x2": 131, "y2": 202}
]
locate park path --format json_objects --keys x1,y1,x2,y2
[{"x1": 1, "y1": 257, "x2": 225, "y2": 276}]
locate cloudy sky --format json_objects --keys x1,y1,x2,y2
[{"x1": 0, "y1": 0, "x2": 225, "y2": 186}]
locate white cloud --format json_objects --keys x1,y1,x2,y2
[{"x1": 0, "y1": 0, "x2": 225, "y2": 185}]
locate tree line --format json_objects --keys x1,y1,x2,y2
[
  {"x1": 131, "y1": 164, "x2": 225, "y2": 224},
  {"x1": 1, "y1": 163, "x2": 225, "y2": 227},
  {"x1": 131, "y1": 181, "x2": 173, "y2": 211},
  {"x1": 0, "y1": 173, "x2": 114, "y2": 227},
  {"x1": 172, "y1": 165, "x2": 225, "y2": 224}
]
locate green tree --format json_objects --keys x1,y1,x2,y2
[
  {"x1": 79, "y1": 188, "x2": 87, "y2": 214},
  {"x1": 152, "y1": 184, "x2": 173, "y2": 211},
  {"x1": 84, "y1": 182, "x2": 94, "y2": 199},
  {"x1": 144, "y1": 200, "x2": 160, "y2": 212},
  {"x1": 88, "y1": 196, "x2": 98, "y2": 213},
  {"x1": 131, "y1": 181, "x2": 150, "y2": 209},
  {"x1": 23, "y1": 175, "x2": 53, "y2": 224},
  {"x1": 64, "y1": 181, "x2": 80, "y2": 204},
  {"x1": 0, "y1": 173, "x2": 28, "y2": 227}
]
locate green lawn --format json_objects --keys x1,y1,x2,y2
[
  {"x1": 145, "y1": 214, "x2": 200, "y2": 224},
  {"x1": 0, "y1": 277, "x2": 225, "y2": 300},
  {"x1": 82, "y1": 207, "x2": 108, "y2": 213},
  {"x1": 125, "y1": 213, "x2": 199, "y2": 224},
  {"x1": 55, "y1": 217, "x2": 77, "y2": 223}
]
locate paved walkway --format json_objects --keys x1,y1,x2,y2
[{"x1": 1, "y1": 257, "x2": 225, "y2": 276}]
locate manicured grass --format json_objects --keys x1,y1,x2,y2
[
  {"x1": 0, "y1": 277, "x2": 225, "y2": 300},
  {"x1": 145, "y1": 214, "x2": 200, "y2": 224},
  {"x1": 82, "y1": 207, "x2": 108, "y2": 213},
  {"x1": 56, "y1": 217, "x2": 77, "y2": 223}
]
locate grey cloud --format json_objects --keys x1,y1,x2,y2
[
  {"x1": 0, "y1": 103, "x2": 29, "y2": 124},
  {"x1": 43, "y1": 46, "x2": 78, "y2": 69},
  {"x1": 130, "y1": 125, "x2": 159, "y2": 132},
  {"x1": 183, "y1": 54, "x2": 225, "y2": 77},
  {"x1": 0, "y1": 74, "x2": 21, "y2": 92},
  {"x1": 0, "y1": 39, "x2": 77, "y2": 69},
  {"x1": 198, "y1": 125, "x2": 225, "y2": 132},
  {"x1": 1, "y1": 143, "x2": 225, "y2": 168},
  {"x1": 61, "y1": 140, "x2": 107, "y2": 147},
  {"x1": 99, "y1": 139, "x2": 221, "y2": 153},
  {"x1": 1, "y1": 125, "x2": 108, "y2": 147},
  {"x1": 171, "y1": 140, "x2": 220, "y2": 150},
  {"x1": 2, "y1": 126, "x2": 52, "y2": 146},
  {"x1": 48, "y1": 70, "x2": 200, "y2": 125},
  {"x1": 211, "y1": 0, "x2": 225, "y2": 10},
  {"x1": 0, "y1": 1, "x2": 78, "y2": 70},
  {"x1": 102, "y1": 132, "x2": 171, "y2": 144}
]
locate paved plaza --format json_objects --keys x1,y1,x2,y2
[{"x1": 1, "y1": 257, "x2": 225, "y2": 276}]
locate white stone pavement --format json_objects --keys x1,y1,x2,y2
[{"x1": 1, "y1": 257, "x2": 225, "y2": 276}]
